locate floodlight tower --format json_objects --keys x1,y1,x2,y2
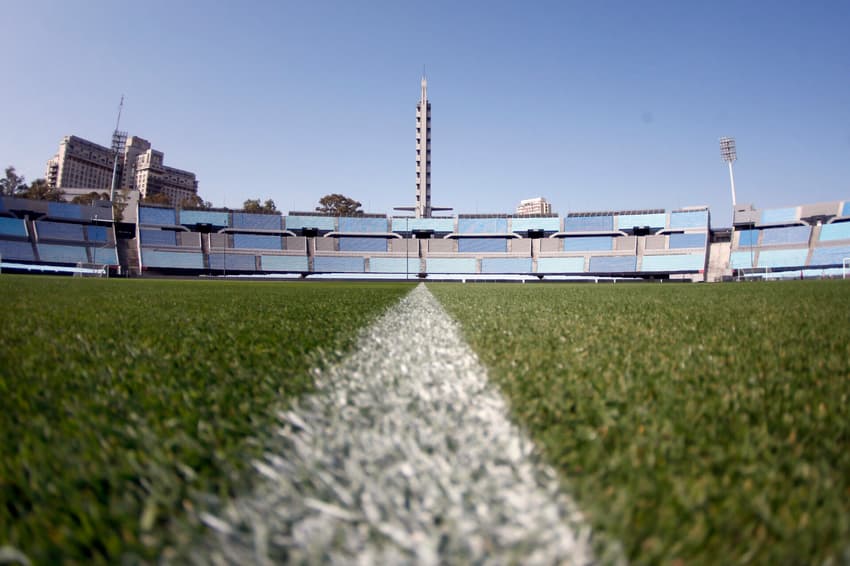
[
  {"x1": 719, "y1": 136, "x2": 737, "y2": 207},
  {"x1": 109, "y1": 95, "x2": 127, "y2": 202}
]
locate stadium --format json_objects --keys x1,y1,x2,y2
[
  {"x1": 2, "y1": 191, "x2": 850, "y2": 565},
  {"x1": 1, "y1": 195, "x2": 849, "y2": 281}
]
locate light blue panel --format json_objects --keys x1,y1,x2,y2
[
  {"x1": 91, "y1": 247, "x2": 118, "y2": 265},
  {"x1": 0, "y1": 217, "x2": 27, "y2": 237},
  {"x1": 810, "y1": 246, "x2": 850, "y2": 266},
  {"x1": 757, "y1": 249, "x2": 808, "y2": 268},
  {"x1": 457, "y1": 218, "x2": 508, "y2": 234},
  {"x1": 537, "y1": 257, "x2": 585, "y2": 273},
  {"x1": 669, "y1": 233, "x2": 707, "y2": 249},
  {"x1": 36, "y1": 221, "x2": 85, "y2": 241},
  {"x1": 338, "y1": 237, "x2": 388, "y2": 252},
  {"x1": 761, "y1": 225, "x2": 810, "y2": 245},
  {"x1": 47, "y1": 202, "x2": 83, "y2": 220},
  {"x1": 0, "y1": 240, "x2": 35, "y2": 260},
  {"x1": 760, "y1": 207, "x2": 797, "y2": 224},
  {"x1": 426, "y1": 258, "x2": 477, "y2": 273},
  {"x1": 641, "y1": 254, "x2": 705, "y2": 272},
  {"x1": 563, "y1": 216, "x2": 613, "y2": 232},
  {"x1": 38, "y1": 244, "x2": 88, "y2": 263},
  {"x1": 314, "y1": 256, "x2": 365, "y2": 272},
  {"x1": 736, "y1": 229, "x2": 759, "y2": 247},
  {"x1": 481, "y1": 258, "x2": 532, "y2": 273},
  {"x1": 233, "y1": 233, "x2": 282, "y2": 250},
  {"x1": 284, "y1": 215, "x2": 336, "y2": 231},
  {"x1": 142, "y1": 250, "x2": 204, "y2": 269},
  {"x1": 338, "y1": 217, "x2": 388, "y2": 232},
  {"x1": 819, "y1": 222, "x2": 850, "y2": 242},
  {"x1": 369, "y1": 257, "x2": 421, "y2": 273},
  {"x1": 231, "y1": 212, "x2": 282, "y2": 230},
  {"x1": 458, "y1": 238, "x2": 507, "y2": 252},
  {"x1": 563, "y1": 236, "x2": 612, "y2": 252},
  {"x1": 209, "y1": 253, "x2": 257, "y2": 271},
  {"x1": 510, "y1": 217, "x2": 560, "y2": 233},
  {"x1": 140, "y1": 229, "x2": 177, "y2": 247},
  {"x1": 261, "y1": 255, "x2": 309, "y2": 271},
  {"x1": 669, "y1": 210, "x2": 709, "y2": 229},
  {"x1": 616, "y1": 213, "x2": 666, "y2": 230},
  {"x1": 391, "y1": 217, "x2": 455, "y2": 233},
  {"x1": 180, "y1": 210, "x2": 230, "y2": 226},
  {"x1": 86, "y1": 225, "x2": 109, "y2": 243},
  {"x1": 139, "y1": 206, "x2": 177, "y2": 225},
  {"x1": 843, "y1": 202, "x2": 850, "y2": 217},
  {"x1": 730, "y1": 251, "x2": 756, "y2": 269},
  {"x1": 589, "y1": 255, "x2": 637, "y2": 273}
]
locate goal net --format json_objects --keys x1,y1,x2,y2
[{"x1": 74, "y1": 262, "x2": 109, "y2": 278}]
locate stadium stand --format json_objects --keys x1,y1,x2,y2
[
  {"x1": 5, "y1": 197, "x2": 849, "y2": 280},
  {"x1": 728, "y1": 201, "x2": 850, "y2": 278},
  {"x1": 0, "y1": 196, "x2": 119, "y2": 274}
]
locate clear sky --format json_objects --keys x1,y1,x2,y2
[{"x1": 3, "y1": 0, "x2": 849, "y2": 226}]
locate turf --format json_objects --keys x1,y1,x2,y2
[
  {"x1": 430, "y1": 280, "x2": 850, "y2": 565},
  {"x1": 0, "y1": 275, "x2": 411, "y2": 564}
]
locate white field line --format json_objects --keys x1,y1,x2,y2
[{"x1": 194, "y1": 284, "x2": 596, "y2": 565}]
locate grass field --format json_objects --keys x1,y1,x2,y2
[
  {"x1": 0, "y1": 276, "x2": 411, "y2": 563},
  {"x1": 431, "y1": 281, "x2": 850, "y2": 564}
]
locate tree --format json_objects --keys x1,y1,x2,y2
[
  {"x1": 71, "y1": 191, "x2": 109, "y2": 205},
  {"x1": 316, "y1": 193, "x2": 362, "y2": 216},
  {"x1": 242, "y1": 198, "x2": 277, "y2": 213},
  {"x1": 142, "y1": 192, "x2": 171, "y2": 205},
  {"x1": 180, "y1": 195, "x2": 213, "y2": 209},
  {"x1": 19, "y1": 179, "x2": 64, "y2": 201},
  {"x1": 0, "y1": 166, "x2": 26, "y2": 196}
]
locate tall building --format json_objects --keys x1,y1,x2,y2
[
  {"x1": 45, "y1": 134, "x2": 199, "y2": 205},
  {"x1": 415, "y1": 75, "x2": 432, "y2": 218},
  {"x1": 515, "y1": 197, "x2": 553, "y2": 215}
]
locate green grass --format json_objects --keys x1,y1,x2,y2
[
  {"x1": 0, "y1": 275, "x2": 411, "y2": 564},
  {"x1": 431, "y1": 281, "x2": 850, "y2": 565}
]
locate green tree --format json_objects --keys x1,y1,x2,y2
[
  {"x1": 242, "y1": 198, "x2": 277, "y2": 213},
  {"x1": 142, "y1": 192, "x2": 172, "y2": 205},
  {"x1": 20, "y1": 179, "x2": 64, "y2": 201},
  {"x1": 0, "y1": 166, "x2": 27, "y2": 196},
  {"x1": 180, "y1": 195, "x2": 213, "y2": 209},
  {"x1": 316, "y1": 193, "x2": 362, "y2": 216},
  {"x1": 71, "y1": 191, "x2": 110, "y2": 205}
]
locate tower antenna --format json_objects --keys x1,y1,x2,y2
[{"x1": 109, "y1": 95, "x2": 127, "y2": 202}]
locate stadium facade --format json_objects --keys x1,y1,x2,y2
[{"x1": 2, "y1": 195, "x2": 849, "y2": 282}]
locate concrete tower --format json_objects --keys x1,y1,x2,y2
[{"x1": 415, "y1": 75, "x2": 431, "y2": 218}]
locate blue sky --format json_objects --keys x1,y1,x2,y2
[{"x1": 3, "y1": 1, "x2": 849, "y2": 226}]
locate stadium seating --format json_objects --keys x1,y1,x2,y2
[
  {"x1": 391, "y1": 217, "x2": 455, "y2": 234},
  {"x1": 457, "y1": 238, "x2": 508, "y2": 253},
  {"x1": 232, "y1": 212, "x2": 283, "y2": 231},
  {"x1": 338, "y1": 237, "x2": 389, "y2": 252},
  {"x1": 313, "y1": 256, "x2": 365, "y2": 273},
  {"x1": 0, "y1": 197, "x2": 119, "y2": 272},
  {"x1": 563, "y1": 236, "x2": 613, "y2": 252},
  {"x1": 457, "y1": 218, "x2": 508, "y2": 234},
  {"x1": 536, "y1": 257, "x2": 585, "y2": 273},
  {"x1": 0, "y1": 217, "x2": 28, "y2": 238},
  {"x1": 480, "y1": 257, "x2": 532, "y2": 274},
  {"x1": 338, "y1": 217, "x2": 389, "y2": 233},
  {"x1": 564, "y1": 215, "x2": 614, "y2": 232},
  {"x1": 726, "y1": 200, "x2": 850, "y2": 276},
  {"x1": 10, "y1": 196, "x2": 850, "y2": 280},
  {"x1": 510, "y1": 217, "x2": 560, "y2": 234}
]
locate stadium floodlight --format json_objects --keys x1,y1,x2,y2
[{"x1": 720, "y1": 136, "x2": 738, "y2": 206}]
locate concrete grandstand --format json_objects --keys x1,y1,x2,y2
[{"x1": 2, "y1": 196, "x2": 849, "y2": 281}]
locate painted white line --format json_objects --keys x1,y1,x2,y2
[{"x1": 196, "y1": 284, "x2": 596, "y2": 564}]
